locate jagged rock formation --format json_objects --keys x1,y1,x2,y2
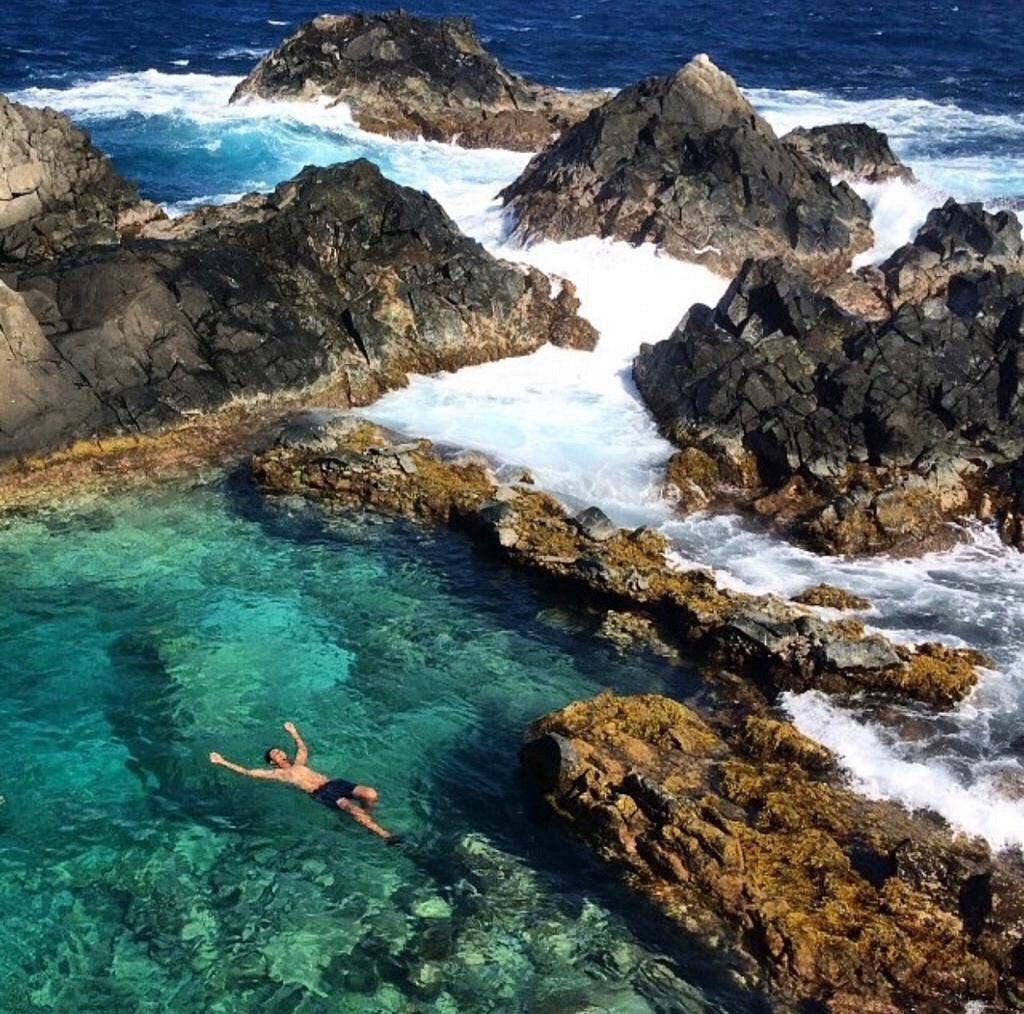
[
  {"x1": 0, "y1": 160, "x2": 595, "y2": 460},
  {"x1": 0, "y1": 93, "x2": 163, "y2": 264},
  {"x1": 522, "y1": 691, "x2": 1024, "y2": 1011},
  {"x1": 229, "y1": 12, "x2": 605, "y2": 151},
  {"x1": 782, "y1": 123, "x2": 915, "y2": 183},
  {"x1": 880, "y1": 198, "x2": 1024, "y2": 304},
  {"x1": 830, "y1": 199, "x2": 1024, "y2": 319},
  {"x1": 634, "y1": 256, "x2": 1024, "y2": 554},
  {"x1": 500, "y1": 55, "x2": 872, "y2": 279},
  {"x1": 252, "y1": 416, "x2": 986, "y2": 706}
]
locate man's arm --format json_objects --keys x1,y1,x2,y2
[
  {"x1": 209, "y1": 752, "x2": 280, "y2": 780},
  {"x1": 283, "y1": 722, "x2": 309, "y2": 765}
]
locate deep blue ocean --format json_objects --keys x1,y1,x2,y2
[{"x1": 3, "y1": 3, "x2": 1024, "y2": 1010}]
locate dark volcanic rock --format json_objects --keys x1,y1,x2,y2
[
  {"x1": 782, "y1": 123, "x2": 915, "y2": 183},
  {"x1": 1, "y1": 159, "x2": 596, "y2": 460},
  {"x1": 500, "y1": 55, "x2": 872, "y2": 279},
  {"x1": 523, "y1": 692, "x2": 1024, "y2": 1011},
  {"x1": 880, "y1": 198, "x2": 1024, "y2": 306},
  {"x1": 634, "y1": 257, "x2": 1024, "y2": 553},
  {"x1": 0, "y1": 93, "x2": 163, "y2": 264},
  {"x1": 229, "y1": 12, "x2": 605, "y2": 151}
]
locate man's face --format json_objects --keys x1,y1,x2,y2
[{"x1": 267, "y1": 748, "x2": 290, "y2": 768}]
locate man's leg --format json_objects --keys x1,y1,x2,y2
[
  {"x1": 352, "y1": 785, "x2": 378, "y2": 809},
  {"x1": 337, "y1": 797, "x2": 393, "y2": 840}
]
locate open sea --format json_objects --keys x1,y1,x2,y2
[{"x1": 2, "y1": 2, "x2": 1023, "y2": 1009}]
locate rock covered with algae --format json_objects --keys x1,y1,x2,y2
[
  {"x1": 252, "y1": 416, "x2": 987, "y2": 707},
  {"x1": 521, "y1": 690, "x2": 1024, "y2": 1011}
]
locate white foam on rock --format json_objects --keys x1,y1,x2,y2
[
  {"x1": 784, "y1": 690, "x2": 1024, "y2": 851},
  {"x1": 850, "y1": 178, "x2": 939, "y2": 266},
  {"x1": 749, "y1": 85, "x2": 1024, "y2": 201},
  {"x1": 364, "y1": 233, "x2": 727, "y2": 522}
]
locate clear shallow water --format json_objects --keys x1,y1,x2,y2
[
  {"x1": 4, "y1": 3, "x2": 1024, "y2": 1005},
  {"x1": 0, "y1": 480, "x2": 763, "y2": 1011}
]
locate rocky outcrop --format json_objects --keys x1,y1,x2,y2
[
  {"x1": 522, "y1": 691, "x2": 1024, "y2": 1011},
  {"x1": 0, "y1": 93, "x2": 163, "y2": 264},
  {"x1": 830, "y1": 199, "x2": 1024, "y2": 320},
  {"x1": 880, "y1": 198, "x2": 1024, "y2": 305},
  {"x1": 792, "y1": 583, "x2": 872, "y2": 611},
  {"x1": 229, "y1": 12, "x2": 605, "y2": 151},
  {"x1": 252, "y1": 417, "x2": 986, "y2": 706},
  {"x1": 782, "y1": 123, "x2": 914, "y2": 184},
  {"x1": 1, "y1": 159, "x2": 595, "y2": 461},
  {"x1": 634, "y1": 257, "x2": 1024, "y2": 553},
  {"x1": 500, "y1": 55, "x2": 872, "y2": 279}
]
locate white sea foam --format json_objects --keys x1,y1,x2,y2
[
  {"x1": 784, "y1": 690, "x2": 1024, "y2": 850},
  {"x1": 850, "y1": 178, "x2": 939, "y2": 266},
  {"x1": 365, "y1": 235, "x2": 727, "y2": 521},
  {"x1": 749, "y1": 85, "x2": 1024, "y2": 200}
]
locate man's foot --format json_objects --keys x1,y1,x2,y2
[{"x1": 385, "y1": 834, "x2": 404, "y2": 846}]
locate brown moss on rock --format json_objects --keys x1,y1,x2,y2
[
  {"x1": 252, "y1": 418, "x2": 986, "y2": 708},
  {"x1": 794, "y1": 583, "x2": 872, "y2": 611},
  {"x1": 523, "y1": 691, "x2": 1024, "y2": 1010}
]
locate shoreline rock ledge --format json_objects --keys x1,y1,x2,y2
[
  {"x1": 1, "y1": 151, "x2": 595, "y2": 461},
  {"x1": 500, "y1": 54, "x2": 872, "y2": 280},
  {"x1": 522, "y1": 692, "x2": 1024, "y2": 1011},
  {"x1": 229, "y1": 11, "x2": 607, "y2": 151},
  {"x1": 252, "y1": 417, "x2": 987, "y2": 708}
]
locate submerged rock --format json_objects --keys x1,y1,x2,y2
[
  {"x1": 522, "y1": 691, "x2": 1024, "y2": 1010},
  {"x1": 633, "y1": 256, "x2": 1024, "y2": 554},
  {"x1": 252, "y1": 419, "x2": 986, "y2": 706},
  {"x1": 230, "y1": 12, "x2": 606, "y2": 151},
  {"x1": 782, "y1": 123, "x2": 915, "y2": 183},
  {"x1": 0, "y1": 93, "x2": 163, "y2": 264},
  {"x1": 500, "y1": 54, "x2": 872, "y2": 279},
  {"x1": 0, "y1": 159, "x2": 595, "y2": 460}
]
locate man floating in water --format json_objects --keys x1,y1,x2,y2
[{"x1": 210, "y1": 721, "x2": 401, "y2": 843}]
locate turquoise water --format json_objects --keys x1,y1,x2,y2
[{"x1": 0, "y1": 478, "x2": 756, "y2": 1011}]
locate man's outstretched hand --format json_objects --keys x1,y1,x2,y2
[
  {"x1": 283, "y1": 721, "x2": 297, "y2": 735},
  {"x1": 209, "y1": 752, "x2": 224, "y2": 765}
]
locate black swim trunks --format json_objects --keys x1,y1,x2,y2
[{"x1": 310, "y1": 778, "x2": 358, "y2": 809}]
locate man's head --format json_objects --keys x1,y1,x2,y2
[{"x1": 264, "y1": 747, "x2": 290, "y2": 768}]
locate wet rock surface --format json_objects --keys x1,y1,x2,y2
[
  {"x1": 500, "y1": 55, "x2": 872, "y2": 279},
  {"x1": 781, "y1": 122, "x2": 915, "y2": 183},
  {"x1": 252, "y1": 419, "x2": 986, "y2": 706},
  {"x1": 0, "y1": 159, "x2": 594, "y2": 461},
  {"x1": 230, "y1": 12, "x2": 606, "y2": 151},
  {"x1": 522, "y1": 691, "x2": 1024, "y2": 1011},
  {"x1": 634, "y1": 255, "x2": 1024, "y2": 554},
  {"x1": 0, "y1": 93, "x2": 163, "y2": 264},
  {"x1": 880, "y1": 198, "x2": 1024, "y2": 307},
  {"x1": 792, "y1": 583, "x2": 872, "y2": 611}
]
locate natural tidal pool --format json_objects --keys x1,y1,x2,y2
[{"x1": 0, "y1": 478, "x2": 760, "y2": 1012}]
